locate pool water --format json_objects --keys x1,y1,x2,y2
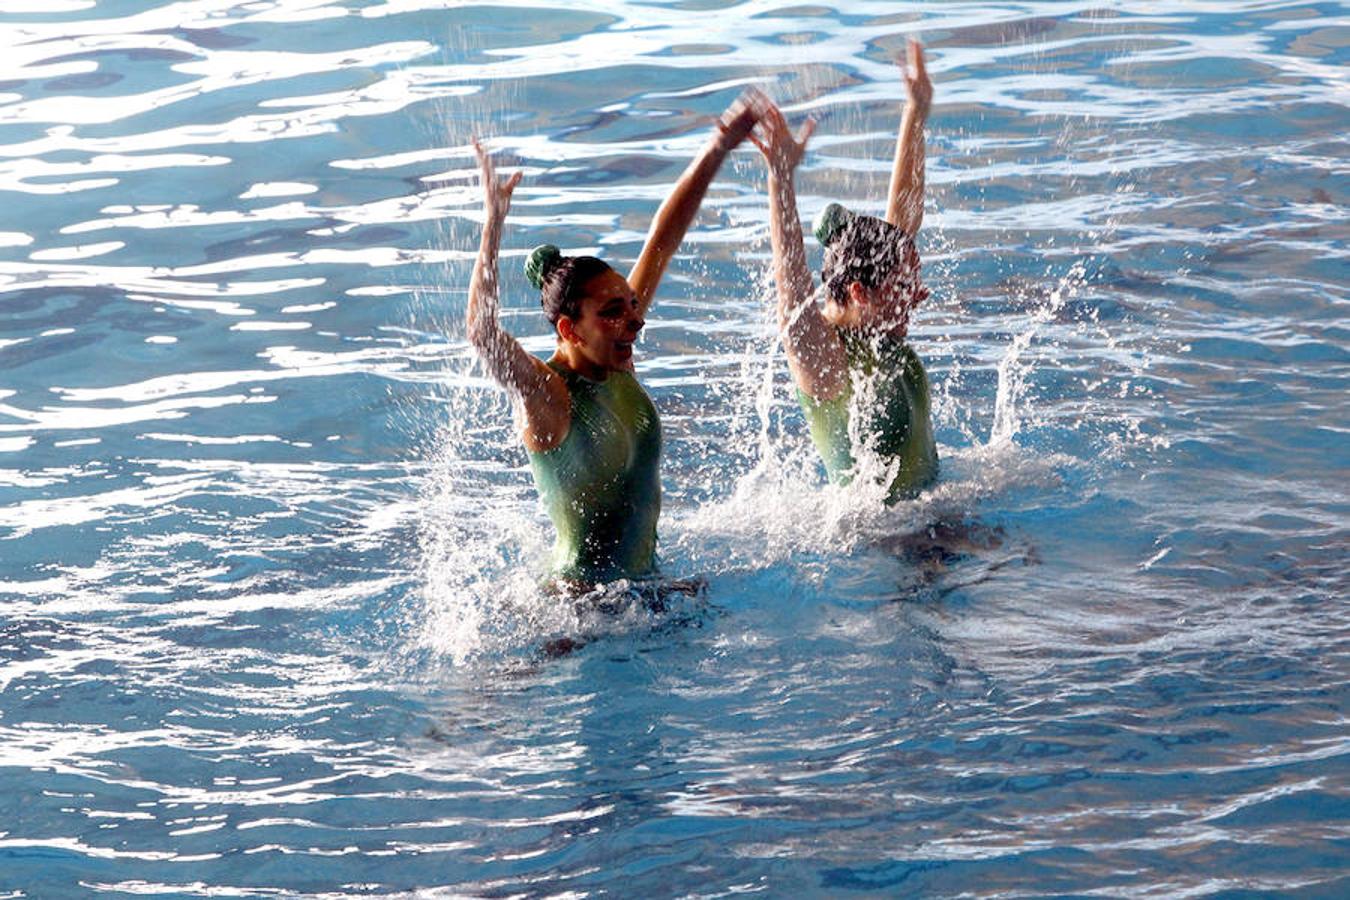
[{"x1": 1, "y1": 1, "x2": 1347, "y2": 896}]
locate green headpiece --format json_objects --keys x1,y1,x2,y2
[
  {"x1": 812, "y1": 202, "x2": 856, "y2": 247},
  {"x1": 524, "y1": 244, "x2": 563, "y2": 290}
]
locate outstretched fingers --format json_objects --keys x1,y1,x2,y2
[
  {"x1": 907, "y1": 38, "x2": 927, "y2": 82},
  {"x1": 760, "y1": 100, "x2": 789, "y2": 134},
  {"x1": 748, "y1": 101, "x2": 816, "y2": 172},
  {"x1": 797, "y1": 116, "x2": 817, "y2": 148},
  {"x1": 473, "y1": 138, "x2": 520, "y2": 214},
  {"x1": 750, "y1": 101, "x2": 786, "y2": 149},
  {"x1": 474, "y1": 137, "x2": 499, "y2": 191},
  {"x1": 901, "y1": 38, "x2": 933, "y2": 112},
  {"x1": 907, "y1": 38, "x2": 928, "y2": 79}
]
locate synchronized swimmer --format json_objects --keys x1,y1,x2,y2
[
  {"x1": 752, "y1": 39, "x2": 939, "y2": 504},
  {"x1": 467, "y1": 97, "x2": 758, "y2": 586},
  {"x1": 467, "y1": 42, "x2": 939, "y2": 590}
]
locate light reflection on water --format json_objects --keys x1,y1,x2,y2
[{"x1": 1, "y1": 0, "x2": 1347, "y2": 896}]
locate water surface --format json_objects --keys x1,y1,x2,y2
[{"x1": 1, "y1": 1, "x2": 1347, "y2": 896}]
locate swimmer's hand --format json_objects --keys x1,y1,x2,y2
[
  {"x1": 712, "y1": 88, "x2": 766, "y2": 153},
  {"x1": 473, "y1": 137, "x2": 523, "y2": 222},
  {"x1": 901, "y1": 38, "x2": 932, "y2": 119},
  {"x1": 748, "y1": 100, "x2": 817, "y2": 176}
]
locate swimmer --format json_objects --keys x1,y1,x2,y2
[
  {"x1": 750, "y1": 39, "x2": 939, "y2": 502},
  {"x1": 467, "y1": 96, "x2": 761, "y2": 586}
]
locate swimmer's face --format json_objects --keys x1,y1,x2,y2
[
  {"x1": 822, "y1": 265, "x2": 916, "y2": 334},
  {"x1": 558, "y1": 269, "x2": 644, "y2": 372}
]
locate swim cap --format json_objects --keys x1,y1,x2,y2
[
  {"x1": 813, "y1": 202, "x2": 856, "y2": 247},
  {"x1": 525, "y1": 244, "x2": 563, "y2": 290}
]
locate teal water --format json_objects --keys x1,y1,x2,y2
[{"x1": 1, "y1": 1, "x2": 1347, "y2": 896}]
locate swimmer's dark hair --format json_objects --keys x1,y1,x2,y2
[
  {"x1": 813, "y1": 203, "x2": 915, "y2": 305},
  {"x1": 525, "y1": 245, "x2": 613, "y2": 326}
]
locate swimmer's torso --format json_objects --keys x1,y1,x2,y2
[
  {"x1": 797, "y1": 329, "x2": 939, "y2": 502},
  {"x1": 528, "y1": 361, "x2": 661, "y2": 581}
]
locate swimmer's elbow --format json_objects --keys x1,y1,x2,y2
[
  {"x1": 466, "y1": 318, "x2": 489, "y2": 353},
  {"x1": 465, "y1": 307, "x2": 500, "y2": 352}
]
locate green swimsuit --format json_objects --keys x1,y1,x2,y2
[
  {"x1": 527, "y1": 361, "x2": 661, "y2": 582},
  {"x1": 797, "y1": 330, "x2": 939, "y2": 503}
]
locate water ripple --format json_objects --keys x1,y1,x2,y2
[{"x1": 1, "y1": 0, "x2": 1346, "y2": 896}]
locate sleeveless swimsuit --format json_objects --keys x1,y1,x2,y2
[
  {"x1": 797, "y1": 329, "x2": 939, "y2": 503},
  {"x1": 527, "y1": 361, "x2": 661, "y2": 582}
]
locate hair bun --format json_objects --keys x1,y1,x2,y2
[
  {"x1": 812, "y1": 202, "x2": 855, "y2": 247},
  {"x1": 524, "y1": 244, "x2": 563, "y2": 290}
]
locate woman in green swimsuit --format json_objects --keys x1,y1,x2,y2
[
  {"x1": 751, "y1": 39, "x2": 938, "y2": 503},
  {"x1": 467, "y1": 97, "x2": 759, "y2": 586}
]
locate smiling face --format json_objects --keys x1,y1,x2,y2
[{"x1": 555, "y1": 268, "x2": 644, "y2": 376}]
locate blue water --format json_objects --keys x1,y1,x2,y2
[{"x1": 2, "y1": 1, "x2": 1347, "y2": 896}]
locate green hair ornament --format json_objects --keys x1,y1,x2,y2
[
  {"x1": 524, "y1": 244, "x2": 563, "y2": 290},
  {"x1": 812, "y1": 202, "x2": 856, "y2": 247}
]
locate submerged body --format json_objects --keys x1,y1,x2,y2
[
  {"x1": 798, "y1": 329, "x2": 938, "y2": 503},
  {"x1": 529, "y1": 363, "x2": 661, "y2": 581}
]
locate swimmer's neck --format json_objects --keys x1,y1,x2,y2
[
  {"x1": 823, "y1": 301, "x2": 910, "y2": 343},
  {"x1": 837, "y1": 321, "x2": 910, "y2": 344},
  {"x1": 549, "y1": 346, "x2": 634, "y2": 382}
]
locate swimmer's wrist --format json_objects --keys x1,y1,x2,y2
[{"x1": 708, "y1": 129, "x2": 737, "y2": 155}]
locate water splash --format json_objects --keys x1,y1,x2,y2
[{"x1": 990, "y1": 258, "x2": 1083, "y2": 444}]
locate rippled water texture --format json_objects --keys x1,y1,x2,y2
[{"x1": 2, "y1": 1, "x2": 1347, "y2": 896}]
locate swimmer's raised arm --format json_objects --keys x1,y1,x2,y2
[
  {"x1": 750, "y1": 102, "x2": 847, "y2": 400},
  {"x1": 466, "y1": 140, "x2": 569, "y2": 450},
  {"x1": 886, "y1": 38, "x2": 931, "y2": 236},
  {"x1": 627, "y1": 92, "x2": 762, "y2": 318}
]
